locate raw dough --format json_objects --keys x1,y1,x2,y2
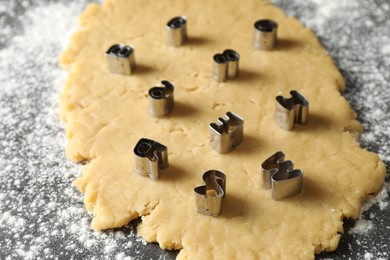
[{"x1": 60, "y1": 0, "x2": 386, "y2": 259}]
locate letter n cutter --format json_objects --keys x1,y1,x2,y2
[{"x1": 275, "y1": 90, "x2": 309, "y2": 131}]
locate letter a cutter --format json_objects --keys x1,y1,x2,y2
[
  {"x1": 133, "y1": 138, "x2": 169, "y2": 179},
  {"x1": 148, "y1": 80, "x2": 174, "y2": 117},
  {"x1": 209, "y1": 111, "x2": 244, "y2": 154},
  {"x1": 261, "y1": 151, "x2": 303, "y2": 200},
  {"x1": 194, "y1": 170, "x2": 226, "y2": 216},
  {"x1": 275, "y1": 90, "x2": 309, "y2": 131}
]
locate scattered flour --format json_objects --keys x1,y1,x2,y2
[
  {"x1": 0, "y1": 0, "x2": 169, "y2": 259},
  {"x1": 364, "y1": 252, "x2": 377, "y2": 260},
  {"x1": 382, "y1": 44, "x2": 390, "y2": 55}
]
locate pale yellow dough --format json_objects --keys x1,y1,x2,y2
[{"x1": 60, "y1": 0, "x2": 386, "y2": 259}]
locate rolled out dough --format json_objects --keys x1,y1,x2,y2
[{"x1": 60, "y1": 0, "x2": 386, "y2": 259}]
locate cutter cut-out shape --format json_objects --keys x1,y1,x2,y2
[
  {"x1": 261, "y1": 151, "x2": 303, "y2": 200},
  {"x1": 133, "y1": 138, "x2": 169, "y2": 179},
  {"x1": 148, "y1": 80, "x2": 174, "y2": 117},
  {"x1": 275, "y1": 90, "x2": 309, "y2": 131},
  {"x1": 194, "y1": 170, "x2": 226, "y2": 216},
  {"x1": 209, "y1": 111, "x2": 244, "y2": 154},
  {"x1": 105, "y1": 44, "x2": 136, "y2": 75}
]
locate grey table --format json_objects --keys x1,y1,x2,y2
[{"x1": 0, "y1": 0, "x2": 389, "y2": 259}]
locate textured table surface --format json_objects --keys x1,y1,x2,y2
[{"x1": 0, "y1": 0, "x2": 389, "y2": 259}]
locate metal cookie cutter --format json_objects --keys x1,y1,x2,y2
[
  {"x1": 253, "y1": 19, "x2": 278, "y2": 50},
  {"x1": 105, "y1": 44, "x2": 136, "y2": 75},
  {"x1": 133, "y1": 138, "x2": 169, "y2": 179},
  {"x1": 167, "y1": 16, "x2": 187, "y2": 46},
  {"x1": 148, "y1": 80, "x2": 174, "y2": 117},
  {"x1": 275, "y1": 90, "x2": 309, "y2": 131},
  {"x1": 194, "y1": 170, "x2": 226, "y2": 216},
  {"x1": 261, "y1": 151, "x2": 303, "y2": 200},
  {"x1": 213, "y1": 53, "x2": 227, "y2": 82},
  {"x1": 209, "y1": 111, "x2": 244, "y2": 154},
  {"x1": 213, "y1": 49, "x2": 240, "y2": 82},
  {"x1": 222, "y1": 49, "x2": 240, "y2": 80}
]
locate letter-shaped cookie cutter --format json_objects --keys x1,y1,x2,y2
[
  {"x1": 105, "y1": 44, "x2": 136, "y2": 75},
  {"x1": 209, "y1": 111, "x2": 244, "y2": 154},
  {"x1": 213, "y1": 54, "x2": 227, "y2": 82},
  {"x1": 194, "y1": 170, "x2": 226, "y2": 216},
  {"x1": 167, "y1": 16, "x2": 187, "y2": 46},
  {"x1": 223, "y1": 49, "x2": 240, "y2": 80},
  {"x1": 275, "y1": 90, "x2": 309, "y2": 131},
  {"x1": 253, "y1": 19, "x2": 278, "y2": 50},
  {"x1": 213, "y1": 49, "x2": 240, "y2": 82},
  {"x1": 148, "y1": 80, "x2": 174, "y2": 117},
  {"x1": 134, "y1": 138, "x2": 169, "y2": 179},
  {"x1": 261, "y1": 151, "x2": 303, "y2": 200}
]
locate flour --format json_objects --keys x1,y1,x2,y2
[
  {"x1": 0, "y1": 0, "x2": 388, "y2": 259},
  {"x1": 281, "y1": 0, "x2": 390, "y2": 258},
  {"x1": 0, "y1": 0, "x2": 149, "y2": 259}
]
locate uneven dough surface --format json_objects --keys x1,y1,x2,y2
[{"x1": 60, "y1": 0, "x2": 386, "y2": 259}]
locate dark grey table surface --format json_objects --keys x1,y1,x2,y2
[{"x1": 0, "y1": 0, "x2": 389, "y2": 259}]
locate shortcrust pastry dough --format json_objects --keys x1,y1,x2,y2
[{"x1": 60, "y1": 0, "x2": 386, "y2": 259}]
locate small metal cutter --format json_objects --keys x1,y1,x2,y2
[
  {"x1": 261, "y1": 151, "x2": 303, "y2": 200},
  {"x1": 222, "y1": 49, "x2": 240, "y2": 80},
  {"x1": 148, "y1": 80, "x2": 174, "y2": 117},
  {"x1": 167, "y1": 16, "x2": 187, "y2": 46},
  {"x1": 133, "y1": 138, "x2": 169, "y2": 179},
  {"x1": 105, "y1": 44, "x2": 136, "y2": 75},
  {"x1": 213, "y1": 53, "x2": 227, "y2": 82},
  {"x1": 209, "y1": 111, "x2": 244, "y2": 154},
  {"x1": 194, "y1": 170, "x2": 226, "y2": 216},
  {"x1": 253, "y1": 19, "x2": 278, "y2": 50},
  {"x1": 213, "y1": 49, "x2": 240, "y2": 82},
  {"x1": 275, "y1": 90, "x2": 309, "y2": 131}
]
